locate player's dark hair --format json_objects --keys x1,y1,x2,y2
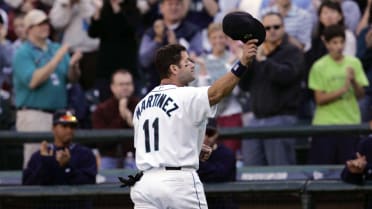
[
  {"x1": 322, "y1": 24, "x2": 345, "y2": 42},
  {"x1": 111, "y1": 69, "x2": 132, "y2": 84},
  {"x1": 154, "y1": 44, "x2": 186, "y2": 79}
]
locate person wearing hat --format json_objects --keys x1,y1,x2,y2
[
  {"x1": 238, "y1": 12, "x2": 304, "y2": 166},
  {"x1": 23, "y1": 110, "x2": 97, "y2": 186},
  {"x1": 12, "y1": 9, "x2": 82, "y2": 168}
]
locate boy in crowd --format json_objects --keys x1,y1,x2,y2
[{"x1": 308, "y1": 24, "x2": 369, "y2": 164}]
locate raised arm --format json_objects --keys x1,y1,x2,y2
[
  {"x1": 26, "y1": 44, "x2": 70, "y2": 89},
  {"x1": 208, "y1": 39, "x2": 257, "y2": 105},
  {"x1": 202, "y1": 0, "x2": 219, "y2": 17}
]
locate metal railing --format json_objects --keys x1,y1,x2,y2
[
  {"x1": 0, "y1": 123, "x2": 371, "y2": 144},
  {"x1": 0, "y1": 124, "x2": 371, "y2": 208},
  {"x1": 0, "y1": 180, "x2": 370, "y2": 209}
]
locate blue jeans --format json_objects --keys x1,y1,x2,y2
[{"x1": 242, "y1": 115, "x2": 297, "y2": 165}]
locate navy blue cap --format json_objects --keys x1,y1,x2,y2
[{"x1": 222, "y1": 11, "x2": 266, "y2": 46}]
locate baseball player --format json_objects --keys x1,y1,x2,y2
[{"x1": 128, "y1": 39, "x2": 257, "y2": 209}]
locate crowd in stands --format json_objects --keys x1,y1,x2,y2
[{"x1": 0, "y1": 0, "x2": 371, "y2": 184}]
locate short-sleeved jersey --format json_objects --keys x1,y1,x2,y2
[
  {"x1": 133, "y1": 85, "x2": 217, "y2": 171},
  {"x1": 308, "y1": 55, "x2": 369, "y2": 125}
]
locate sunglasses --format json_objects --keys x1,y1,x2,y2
[{"x1": 264, "y1": 24, "x2": 282, "y2": 31}]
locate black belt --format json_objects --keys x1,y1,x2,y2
[
  {"x1": 165, "y1": 167, "x2": 182, "y2": 170},
  {"x1": 17, "y1": 107, "x2": 55, "y2": 114}
]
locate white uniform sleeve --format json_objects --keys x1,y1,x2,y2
[
  {"x1": 184, "y1": 86, "x2": 217, "y2": 125},
  {"x1": 133, "y1": 106, "x2": 139, "y2": 149}
]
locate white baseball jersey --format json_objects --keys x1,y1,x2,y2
[{"x1": 133, "y1": 84, "x2": 217, "y2": 171}]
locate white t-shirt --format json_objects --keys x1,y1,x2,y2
[{"x1": 133, "y1": 85, "x2": 217, "y2": 171}]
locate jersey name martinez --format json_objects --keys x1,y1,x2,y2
[{"x1": 136, "y1": 93, "x2": 179, "y2": 119}]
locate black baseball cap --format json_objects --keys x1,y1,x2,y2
[
  {"x1": 53, "y1": 110, "x2": 78, "y2": 126},
  {"x1": 222, "y1": 11, "x2": 266, "y2": 46}
]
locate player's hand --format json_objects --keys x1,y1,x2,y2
[
  {"x1": 346, "y1": 152, "x2": 367, "y2": 174},
  {"x1": 240, "y1": 39, "x2": 258, "y2": 66},
  {"x1": 56, "y1": 148, "x2": 71, "y2": 167},
  {"x1": 199, "y1": 144, "x2": 212, "y2": 162},
  {"x1": 40, "y1": 141, "x2": 53, "y2": 156}
]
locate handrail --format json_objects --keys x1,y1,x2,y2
[
  {"x1": 0, "y1": 180, "x2": 371, "y2": 197},
  {"x1": 0, "y1": 180, "x2": 370, "y2": 209},
  {"x1": 0, "y1": 124, "x2": 371, "y2": 144},
  {"x1": 0, "y1": 165, "x2": 345, "y2": 186}
]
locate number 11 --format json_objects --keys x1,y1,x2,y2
[{"x1": 143, "y1": 118, "x2": 159, "y2": 153}]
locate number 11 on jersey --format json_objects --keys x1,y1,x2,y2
[{"x1": 143, "y1": 118, "x2": 159, "y2": 153}]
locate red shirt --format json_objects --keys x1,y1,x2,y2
[{"x1": 92, "y1": 96, "x2": 139, "y2": 157}]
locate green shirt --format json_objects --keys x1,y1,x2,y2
[{"x1": 308, "y1": 55, "x2": 369, "y2": 125}]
